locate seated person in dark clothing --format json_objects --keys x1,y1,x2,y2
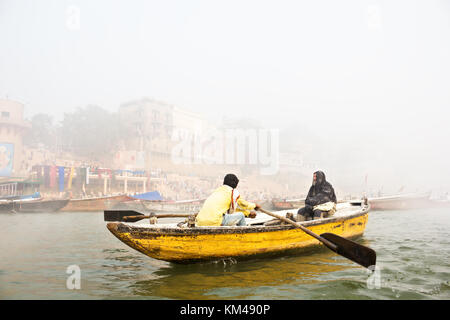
[{"x1": 297, "y1": 171, "x2": 337, "y2": 221}]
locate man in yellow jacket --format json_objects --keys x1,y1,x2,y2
[{"x1": 195, "y1": 174, "x2": 260, "y2": 226}]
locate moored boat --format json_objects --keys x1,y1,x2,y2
[
  {"x1": 428, "y1": 194, "x2": 450, "y2": 208},
  {"x1": 0, "y1": 197, "x2": 43, "y2": 213},
  {"x1": 0, "y1": 198, "x2": 70, "y2": 213},
  {"x1": 116, "y1": 191, "x2": 205, "y2": 213},
  {"x1": 429, "y1": 199, "x2": 450, "y2": 208},
  {"x1": 271, "y1": 198, "x2": 305, "y2": 210},
  {"x1": 0, "y1": 200, "x2": 15, "y2": 213},
  {"x1": 140, "y1": 199, "x2": 205, "y2": 213},
  {"x1": 0, "y1": 192, "x2": 41, "y2": 201},
  {"x1": 111, "y1": 198, "x2": 205, "y2": 213},
  {"x1": 13, "y1": 198, "x2": 70, "y2": 213},
  {"x1": 106, "y1": 201, "x2": 370, "y2": 263},
  {"x1": 60, "y1": 194, "x2": 133, "y2": 212}
]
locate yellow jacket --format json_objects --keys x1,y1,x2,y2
[{"x1": 195, "y1": 185, "x2": 256, "y2": 226}]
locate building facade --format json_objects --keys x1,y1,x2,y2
[
  {"x1": 0, "y1": 99, "x2": 31, "y2": 177},
  {"x1": 117, "y1": 98, "x2": 174, "y2": 169},
  {"x1": 117, "y1": 98, "x2": 213, "y2": 174}
]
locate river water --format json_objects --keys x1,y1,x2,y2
[{"x1": 0, "y1": 207, "x2": 449, "y2": 300}]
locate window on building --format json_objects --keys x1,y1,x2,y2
[{"x1": 1, "y1": 111, "x2": 10, "y2": 118}]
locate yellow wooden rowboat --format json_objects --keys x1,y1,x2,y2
[{"x1": 106, "y1": 202, "x2": 370, "y2": 263}]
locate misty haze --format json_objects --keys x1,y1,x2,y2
[{"x1": 0, "y1": 0, "x2": 449, "y2": 303}]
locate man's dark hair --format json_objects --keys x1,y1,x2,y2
[{"x1": 223, "y1": 173, "x2": 239, "y2": 189}]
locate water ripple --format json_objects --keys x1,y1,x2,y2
[{"x1": 1, "y1": 208, "x2": 449, "y2": 299}]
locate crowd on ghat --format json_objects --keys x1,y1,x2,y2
[
  {"x1": 17, "y1": 148, "x2": 309, "y2": 202},
  {"x1": 30, "y1": 165, "x2": 301, "y2": 202},
  {"x1": 148, "y1": 172, "x2": 303, "y2": 202}
]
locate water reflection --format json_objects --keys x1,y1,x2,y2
[
  {"x1": 107, "y1": 250, "x2": 358, "y2": 299},
  {"x1": 2, "y1": 209, "x2": 449, "y2": 299},
  {"x1": 99, "y1": 235, "x2": 377, "y2": 299}
]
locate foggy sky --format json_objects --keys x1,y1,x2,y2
[{"x1": 1, "y1": 0, "x2": 449, "y2": 193}]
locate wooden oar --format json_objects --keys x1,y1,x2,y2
[
  {"x1": 104, "y1": 210, "x2": 195, "y2": 222},
  {"x1": 257, "y1": 208, "x2": 376, "y2": 269}
]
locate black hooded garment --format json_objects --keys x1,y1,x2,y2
[{"x1": 305, "y1": 171, "x2": 337, "y2": 207}]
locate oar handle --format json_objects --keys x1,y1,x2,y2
[
  {"x1": 123, "y1": 215, "x2": 148, "y2": 222},
  {"x1": 258, "y1": 208, "x2": 338, "y2": 252}
]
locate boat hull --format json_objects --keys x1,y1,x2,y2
[
  {"x1": 107, "y1": 206, "x2": 369, "y2": 263},
  {"x1": 271, "y1": 198, "x2": 306, "y2": 210},
  {"x1": 112, "y1": 199, "x2": 205, "y2": 213},
  {"x1": 140, "y1": 200, "x2": 203, "y2": 213},
  {"x1": 369, "y1": 195, "x2": 431, "y2": 210},
  {"x1": 60, "y1": 195, "x2": 132, "y2": 212},
  {"x1": 0, "y1": 199, "x2": 70, "y2": 213},
  {"x1": 14, "y1": 199, "x2": 70, "y2": 213},
  {"x1": 429, "y1": 200, "x2": 450, "y2": 208},
  {"x1": 0, "y1": 201, "x2": 15, "y2": 213}
]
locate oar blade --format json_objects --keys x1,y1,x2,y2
[
  {"x1": 104, "y1": 210, "x2": 144, "y2": 222},
  {"x1": 320, "y1": 233, "x2": 376, "y2": 269}
]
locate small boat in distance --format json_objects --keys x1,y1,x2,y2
[
  {"x1": 13, "y1": 198, "x2": 70, "y2": 213},
  {"x1": 271, "y1": 198, "x2": 305, "y2": 210},
  {"x1": 140, "y1": 199, "x2": 205, "y2": 213},
  {"x1": 114, "y1": 198, "x2": 205, "y2": 214},
  {"x1": 0, "y1": 197, "x2": 70, "y2": 213},
  {"x1": 60, "y1": 194, "x2": 133, "y2": 212},
  {"x1": 0, "y1": 200, "x2": 16, "y2": 213},
  {"x1": 113, "y1": 191, "x2": 205, "y2": 213},
  {"x1": 0, "y1": 192, "x2": 42, "y2": 201},
  {"x1": 352, "y1": 192, "x2": 432, "y2": 211}
]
